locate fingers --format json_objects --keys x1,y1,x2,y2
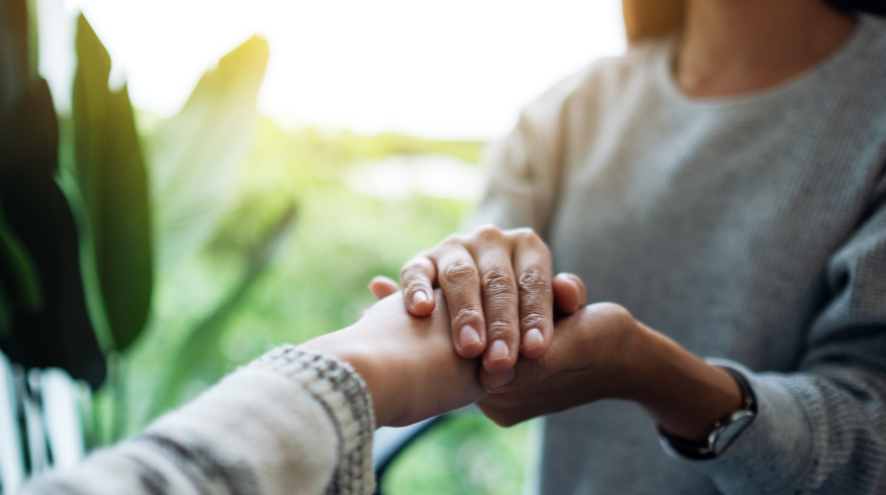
[
  {"x1": 553, "y1": 272, "x2": 587, "y2": 314},
  {"x1": 399, "y1": 255, "x2": 437, "y2": 316},
  {"x1": 399, "y1": 225, "x2": 559, "y2": 373},
  {"x1": 435, "y1": 242, "x2": 486, "y2": 358},
  {"x1": 479, "y1": 350, "x2": 551, "y2": 393},
  {"x1": 512, "y1": 229, "x2": 554, "y2": 359},
  {"x1": 472, "y1": 228, "x2": 521, "y2": 374},
  {"x1": 477, "y1": 309, "x2": 577, "y2": 393},
  {"x1": 368, "y1": 276, "x2": 400, "y2": 300}
]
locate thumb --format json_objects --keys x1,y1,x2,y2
[
  {"x1": 553, "y1": 272, "x2": 587, "y2": 314},
  {"x1": 369, "y1": 276, "x2": 400, "y2": 300}
]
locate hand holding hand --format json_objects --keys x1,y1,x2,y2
[
  {"x1": 477, "y1": 302, "x2": 641, "y2": 425},
  {"x1": 478, "y1": 302, "x2": 743, "y2": 442}
]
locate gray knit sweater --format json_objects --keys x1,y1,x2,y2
[
  {"x1": 471, "y1": 13, "x2": 886, "y2": 495},
  {"x1": 19, "y1": 346, "x2": 376, "y2": 495}
]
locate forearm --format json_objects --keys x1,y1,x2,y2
[
  {"x1": 21, "y1": 347, "x2": 376, "y2": 495},
  {"x1": 299, "y1": 322, "x2": 407, "y2": 427},
  {"x1": 625, "y1": 322, "x2": 743, "y2": 441},
  {"x1": 623, "y1": 322, "x2": 886, "y2": 494},
  {"x1": 302, "y1": 291, "x2": 487, "y2": 428}
]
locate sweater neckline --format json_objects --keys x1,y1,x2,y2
[{"x1": 653, "y1": 14, "x2": 879, "y2": 114}]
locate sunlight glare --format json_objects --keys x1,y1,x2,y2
[{"x1": 49, "y1": 0, "x2": 626, "y2": 140}]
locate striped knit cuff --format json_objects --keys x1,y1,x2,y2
[{"x1": 247, "y1": 345, "x2": 376, "y2": 495}]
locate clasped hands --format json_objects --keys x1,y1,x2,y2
[{"x1": 303, "y1": 226, "x2": 742, "y2": 441}]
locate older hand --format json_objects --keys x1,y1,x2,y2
[
  {"x1": 371, "y1": 225, "x2": 586, "y2": 375},
  {"x1": 476, "y1": 302, "x2": 640, "y2": 424},
  {"x1": 477, "y1": 302, "x2": 743, "y2": 442}
]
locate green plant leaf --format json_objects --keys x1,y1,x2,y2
[
  {"x1": 0, "y1": 202, "x2": 42, "y2": 316},
  {"x1": 148, "y1": 35, "x2": 269, "y2": 272},
  {"x1": 149, "y1": 202, "x2": 296, "y2": 418},
  {"x1": 0, "y1": 76, "x2": 106, "y2": 388},
  {"x1": 72, "y1": 14, "x2": 153, "y2": 353}
]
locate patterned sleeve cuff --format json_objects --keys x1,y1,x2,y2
[{"x1": 247, "y1": 345, "x2": 376, "y2": 495}]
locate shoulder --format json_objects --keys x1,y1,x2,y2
[{"x1": 518, "y1": 38, "x2": 668, "y2": 131}]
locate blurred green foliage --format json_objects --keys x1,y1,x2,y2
[
  {"x1": 2, "y1": 0, "x2": 534, "y2": 490},
  {"x1": 383, "y1": 415, "x2": 534, "y2": 495}
]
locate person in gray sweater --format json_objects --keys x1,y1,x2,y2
[{"x1": 377, "y1": 0, "x2": 886, "y2": 493}]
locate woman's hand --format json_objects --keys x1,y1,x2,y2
[
  {"x1": 371, "y1": 225, "x2": 586, "y2": 375},
  {"x1": 300, "y1": 290, "x2": 488, "y2": 427},
  {"x1": 478, "y1": 303, "x2": 743, "y2": 442},
  {"x1": 476, "y1": 302, "x2": 641, "y2": 423}
]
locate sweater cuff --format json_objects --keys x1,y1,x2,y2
[
  {"x1": 247, "y1": 345, "x2": 376, "y2": 495},
  {"x1": 660, "y1": 359, "x2": 814, "y2": 495}
]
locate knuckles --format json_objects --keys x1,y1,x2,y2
[
  {"x1": 587, "y1": 301, "x2": 633, "y2": 324},
  {"x1": 508, "y1": 227, "x2": 538, "y2": 243},
  {"x1": 404, "y1": 279, "x2": 429, "y2": 296},
  {"x1": 473, "y1": 224, "x2": 506, "y2": 243},
  {"x1": 399, "y1": 258, "x2": 431, "y2": 281},
  {"x1": 509, "y1": 227, "x2": 549, "y2": 252},
  {"x1": 481, "y1": 269, "x2": 517, "y2": 296},
  {"x1": 486, "y1": 319, "x2": 518, "y2": 339},
  {"x1": 519, "y1": 312, "x2": 548, "y2": 330},
  {"x1": 441, "y1": 260, "x2": 479, "y2": 285},
  {"x1": 440, "y1": 233, "x2": 468, "y2": 249},
  {"x1": 517, "y1": 269, "x2": 550, "y2": 294},
  {"x1": 451, "y1": 307, "x2": 483, "y2": 327}
]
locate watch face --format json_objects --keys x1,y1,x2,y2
[{"x1": 712, "y1": 411, "x2": 755, "y2": 456}]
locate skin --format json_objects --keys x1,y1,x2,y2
[
  {"x1": 394, "y1": 226, "x2": 586, "y2": 376},
  {"x1": 381, "y1": 0, "x2": 857, "y2": 441},
  {"x1": 677, "y1": 0, "x2": 856, "y2": 98},
  {"x1": 301, "y1": 290, "x2": 487, "y2": 427}
]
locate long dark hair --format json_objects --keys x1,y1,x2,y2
[{"x1": 825, "y1": 0, "x2": 886, "y2": 15}]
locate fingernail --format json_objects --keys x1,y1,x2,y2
[
  {"x1": 412, "y1": 290, "x2": 428, "y2": 306},
  {"x1": 488, "y1": 340, "x2": 509, "y2": 362},
  {"x1": 458, "y1": 326, "x2": 481, "y2": 348},
  {"x1": 523, "y1": 328, "x2": 544, "y2": 351},
  {"x1": 486, "y1": 368, "x2": 516, "y2": 391}
]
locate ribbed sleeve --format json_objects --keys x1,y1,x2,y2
[
  {"x1": 20, "y1": 346, "x2": 376, "y2": 495},
  {"x1": 671, "y1": 180, "x2": 886, "y2": 494},
  {"x1": 247, "y1": 346, "x2": 376, "y2": 494}
]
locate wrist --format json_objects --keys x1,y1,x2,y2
[
  {"x1": 622, "y1": 323, "x2": 744, "y2": 441},
  {"x1": 300, "y1": 327, "x2": 406, "y2": 427}
]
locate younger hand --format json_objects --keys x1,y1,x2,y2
[{"x1": 301, "y1": 290, "x2": 487, "y2": 427}]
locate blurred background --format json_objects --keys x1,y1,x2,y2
[{"x1": 1, "y1": 1, "x2": 625, "y2": 493}]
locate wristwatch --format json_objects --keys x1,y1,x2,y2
[{"x1": 658, "y1": 367, "x2": 757, "y2": 460}]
